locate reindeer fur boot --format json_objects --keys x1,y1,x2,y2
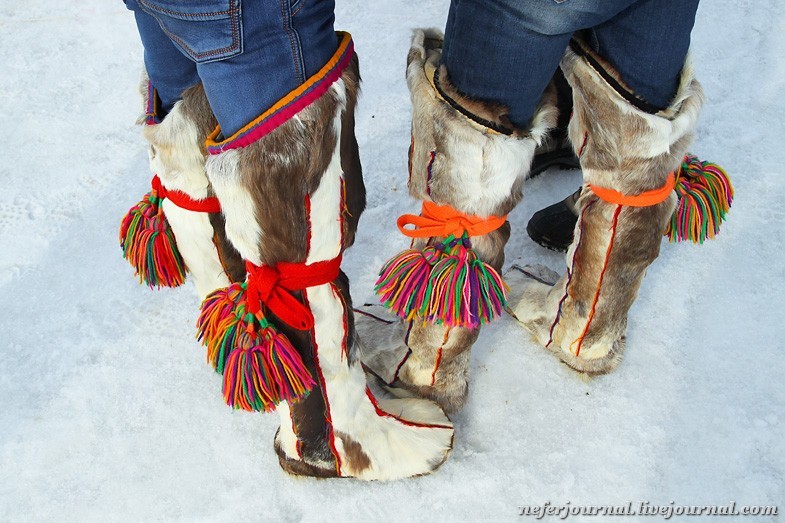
[
  {"x1": 507, "y1": 40, "x2": 704, "y2": 374},
  {"x1": 120, "y1": 75, "x2": 244, "y2": 298},
  {"x1": 198, "y1": 33, "x2": 453, "y2": 480},
  {"x1": 359, "y1": 29, "x2": 556, "y2": 414}
]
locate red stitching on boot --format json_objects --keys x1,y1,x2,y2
[
  {"x1": 572, "y1": 204, "x2": 623, "y2": 356},
  {"x1": 547, "y1": 199, "x2": 596, "y2": 348},
  {"x1": 305, "y1": 289, "x2": 343, "y2": 476},
  {"x1": 391, "y1": 348, "x2": 412, "y2": 384},
  {"x1": 429, "y1": 329, "x2": 449, "y2": 387},
  {"x1": 578, "y1": 131, "x2": 589, "y2": 158},
  {"x1": 365, "y1": 388, "x2": 452, "y2": 430}
]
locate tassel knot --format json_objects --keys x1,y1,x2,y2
[
  {"x1": 195, "y1": 255, "x2": 343, "y2": 412},
  {"x1": 377, "y1": 201, "x2": 508, "y2": 329},
  {"x1": 243, "y1": 256, "x2": 342, "y2": 331}
]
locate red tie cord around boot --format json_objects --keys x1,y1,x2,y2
[
  {"x1": 150, "y1": 175, "x2": 221, "y2": 213},
  {"x1": 376, "y1": 201, "x2": 508, "y2": 329},
  {"x1": 196, "y1": 256, "x2": 342, "y2": 412},
  {"x1": 243, "y1": 257, "x2": 342, "y2": 331}
]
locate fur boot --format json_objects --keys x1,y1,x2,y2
[
  {"x1": 359, "y1": 29, "x2": 556, "y2": 413},
  {"x1": 507, "y1": 40, "x2": 704, "y2": 374},
  {"x1": 201, "y1": 33, "x2": 453, "y2": 480},
  {"x1": 121, "y1": 75, "x2": 244, "y2": 298}
]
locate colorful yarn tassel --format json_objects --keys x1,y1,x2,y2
[
  {"x1": 196, "y1": 283, "x2": 315, "y2": 412},
  {"x1": 375, "y1": 234, "x2": 507, "y2": 328},
  {"x1": 375, "y1": 247, "x2": 440, "y2": 320},
  {"x1": 119, "y1": 190, "x2": 186, "y2": 288},
  {"x1": 666, "y1": 154, "x2": 733, "y2": 243},
  {"x1": 197, "y1": 283, "x2": 246, "y2": 372}
]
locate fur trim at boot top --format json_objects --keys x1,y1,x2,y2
[
  {"x1": 508, "y1": 42, "x2": 704, "y2": 374},
  {"x1": 360, "y1": 29, "x2": 557, "y2": 413},
  {"x1": 141, "y1": 80, "x2": 241, "y2": 299},
  {"x1": 205, "y1": 32, "x2": 453, "y2": 480}
]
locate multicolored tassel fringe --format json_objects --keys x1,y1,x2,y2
[
  {"x1": 376, "y1": 234, "x2": 506, "y2": 329},
  {"x1": 119, "y1": 190, "x2": 186, "y2": 288},
  {"x1": 666, "y1": 154, "x2": 734, "y2": 243},
  {"x1": 197, "y1": 283, "x2": 315, "y2": 412}
]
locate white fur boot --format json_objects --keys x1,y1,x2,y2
[
  {"x1": 199, "y1": 33, "x2": 453, "y2": 480},
  {"x1": 120, "y1": 75, "x2": 244, "y2": 299}
]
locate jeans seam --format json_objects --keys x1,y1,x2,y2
[
  {"x1": 291, "y1": 0, "x2": 304, "y2": 16},
  {"x1": 138, "y1": 0, "x2": 232, "y2": 19},
  {"x1": 143, "y1": 0, "x2": 241, "y2": 60},
  {"x1": 281, "y1": 0, "x2": 305, "y2": 84}
]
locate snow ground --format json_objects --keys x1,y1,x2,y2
[{"x1": 1, "y1": 1, "x2": 783, "y2": 521}]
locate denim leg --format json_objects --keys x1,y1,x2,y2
[
  {"x1": 127, "y1": 0, "x2": 337, "y2": 136},
  {"x1": 126, "y1": 0, "x2": 199, "y2": 117},
  {"x1": 440, "y1": 0, "x2": 699, "y2": 128},
  {"x1": 195, "y1": 0, "x2": 338, "y2": 135},
  {"x1": 589, "y1": 0, "x2": 700, "y2": 110}
]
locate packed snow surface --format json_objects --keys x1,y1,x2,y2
[{"x1": 1, "y1": 1, "x2": 783, "y2": 521}]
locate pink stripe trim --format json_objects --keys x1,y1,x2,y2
[{"x1": 207, "y1": 42, "x2": 354, "y2": 154}]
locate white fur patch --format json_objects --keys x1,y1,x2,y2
[
  {"x1": 205, "y1": 150, "x2": 263, "y2": 266},
  {"x1": 144, "y1": 101, "x2": 229, "y2": 299},
  {"x1": 307, "y1": 284, "x2": 453, "y2": 480},
  {"x1": 275, "y1": 402, "x2": 300, "y2": 460},
  {"x1": 304, "y1": 82, "x2": 346, "y2": 266},
  {"x1": 303, "y1": 83, "x2": 453, "y2": 479},
  {"x1": 161, "y1": 200, "x2": 230, "y2": 299}
]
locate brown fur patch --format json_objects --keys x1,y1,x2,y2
[
  {"x1": 339, "y1": 55, "x2": 366, "y2": 250},
  {"x1": 335, "y1": 431, "x2": 371, "y2": 475},
  {"x1": 274, "y1": 431, "x2": 338, "y2": 479}
]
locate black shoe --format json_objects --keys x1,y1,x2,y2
[
  {"x1": 529, "y1": 135, "x2": 580, "y2": 178},
  {"x1": 526, "y1": 188, "x2": 581, "y2": 252}
]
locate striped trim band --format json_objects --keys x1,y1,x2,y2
[{"x1": 206, "y1": 31, "x2": 354, "y2": 154}]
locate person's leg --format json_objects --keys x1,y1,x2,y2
[
  {"x1": 590, "y1": 0, "x2": 700, "y2": 111},
  {"x1": 511, "y1": 1, "x2": 705, "y2": 373},
  {"x1": 194, "y1": 0, "x2": 338, "y2": 136},
  {"x1": 120, "y1": 1, "x2": 242, "y2": 296},
  {"x1": 527, "y1": 0, "x2": 701, "y2": 252},
  {"x1": 125, "y1": 0, "x2": 199, "y2": 119},
  {"x1": 128, "y1": 1, "x2": 454, "y2": 479},
  {"x1": 365, "y1": 1, "x2": 653, "y2": 410},
  {"x1": 441, "y1": 0, "x2": 640, "y2": 129}
]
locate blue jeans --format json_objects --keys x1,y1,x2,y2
[
  {"x1": 124, "y1": 0, "x2": 337, "y2": 136},
  {"x1": 442, "y1": 0, "x2": 700, "y2": 128}
]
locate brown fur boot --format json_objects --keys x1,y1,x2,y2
[
  {"x1": 507, "y1": 40, "x2": 704, "y2": 374},
  {"x1": 201, "y1": 33, "x2": 453, "y2": 480},
  {"x1": 123, "y1": 74, "x2": 244, "y2": 297},
  {"x1": 358, "y1": 29, "x2": 556, "y2": 413}
]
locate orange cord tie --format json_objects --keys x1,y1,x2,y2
[
  {"x1": 397, "y1": 201, "x2": 507, "y2": 238},
  {"x1": 588, "y1": 172, "x2": 676, "y2": 207}
]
